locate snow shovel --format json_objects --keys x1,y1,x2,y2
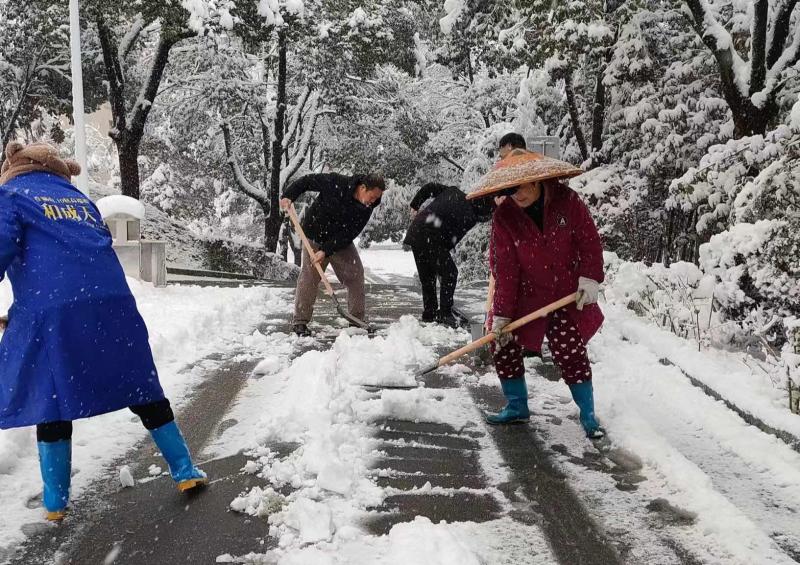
[
  {"x1": 286, "y1": 204, "x2": 372, "y2": 332},
  {"x1": 416, "y1": 293, "x2": 578, "y2": 376}
]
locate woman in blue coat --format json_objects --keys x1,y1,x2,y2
[{"x1": 0, "y1": 141, "x2": 207, "y2": 521}]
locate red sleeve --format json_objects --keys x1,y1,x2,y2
[
  {"x1": 490, "y1": 214, "x2": 520, "y2": 319},
  {"x1": 570, "y1": 193, "x2": 604, "y2": 283}
]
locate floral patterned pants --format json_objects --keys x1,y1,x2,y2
[{"x1": 492, "y1": 309, "x2": 593, "y2": 385}]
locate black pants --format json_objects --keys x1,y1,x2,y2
[
  {"x1": 412, "y1": 244, "x2": 458, "y2": 316},
  {"x1": 36, "y1": 399, "x2": 175, "y2": 443}
]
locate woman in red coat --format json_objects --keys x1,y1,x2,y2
[{"x1": 468, "y1": 149, "x2": 605, "y2": 438}]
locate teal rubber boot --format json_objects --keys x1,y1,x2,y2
[
  {"x1": 568, "y1": 381, "x2": 605, "y2": 439},
  {"x1": 486, "y1": 377, "x2": 530, "y2": 424},
  {"x1": 37, "y1": 439, "x2": 71, "y2": 521},
  {"x1": 149, "y1": 421, "x2": 208, "y2": 492}
]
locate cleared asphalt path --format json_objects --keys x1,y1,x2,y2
[{"x1": 6, "y1": 281, "x2": 632, "y2": 565}]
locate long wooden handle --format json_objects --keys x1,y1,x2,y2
[
  {"x1": 435, "y1": 293, "x2": 577, "y2": 368},
  {"x1": 287, "y1": 204, "x2": 335, "y2": 296}
]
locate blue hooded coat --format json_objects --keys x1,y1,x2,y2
[{"x1": 0, "y1": 172, "x2": 164, "y2": 429}]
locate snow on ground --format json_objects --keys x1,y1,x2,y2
[
  {"x1": 211, "y1": 312, "x2": 557, "y2": 564},
  {"x1": 4, "y1": 237, "x2": 798, "y2": 563},
  {"x1": 358, "y1": 241, "x2": 418, "y2": 283},
  {"x1": 289, "y1": 241, "x2": 417, "y2": 285},
  {"x1": 242, "y1": 517, "x2": 555, "y2": 565},
  {"x1": 0, "y1": 278, "x2": 290, "y2": 549},
  {"x1": 607, "y1": 305, "x2": 800, "y2": 439},
  {"x1": 514, "y1": 304, "x2": 800, "y2": 564}
]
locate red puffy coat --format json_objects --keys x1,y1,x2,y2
[{"x1": 489, "y1": 182, "x2": 604, "y2": 352}]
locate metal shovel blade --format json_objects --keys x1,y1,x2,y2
[{"x1": 329, "y1": 294, "x2": 372, "y2": 332}]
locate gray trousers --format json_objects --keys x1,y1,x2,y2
[{"x1": 293, "y1": 241, "x2": 366, "y2": 325}]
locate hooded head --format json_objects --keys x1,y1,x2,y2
[{"x1": 0, "y1": 141, "x2": 81, "y2": 185}]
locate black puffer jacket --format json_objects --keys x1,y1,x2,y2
[
  {"x1": 403, "y1": 183, "x2": 493, "y2": 249},
  {"x1": 283, "y1": 173, "x2": 381, "y2": 256}
]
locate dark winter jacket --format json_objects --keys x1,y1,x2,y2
[
  {"x1": 489, "y1": 182, "x2": 605, "y2": 352},
  {"x1": 283, "y1": 173, "x2": 381, "y2": 257},
  {"x1": 403, "y1": 183, "x2": 493, "y2": 250}
]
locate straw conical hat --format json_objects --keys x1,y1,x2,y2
[{"x1": 466, "y1": 149, "x2": 582, "y2": 200}]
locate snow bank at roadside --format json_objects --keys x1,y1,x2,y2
[
  {"x1": 590, "y1": 317, "x2": 800, "y2": 564},
  {"x1": 607, "y1": 305, "x2": 800, "y2": 440},
  {"x1": 0, "y1": 279, "x2": 289, "y2": 549},
  {"x1": 603, "y1": 253, "x2": 800, "y2": 453}
]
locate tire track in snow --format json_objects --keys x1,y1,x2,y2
[{"x1": 592, "y1": 325, "x2": 800, "y2": 564}]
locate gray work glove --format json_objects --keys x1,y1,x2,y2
[
  {"x1": 491, "y1": 316, "x2": 514, "y2": 348},
  {"x1": 576, "y1": 277, "x2": 600, "y2": 311}
]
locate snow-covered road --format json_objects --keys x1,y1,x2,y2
[
  {"x1": 521, "y1": 304, "x2": 800, "y2": 564},
  {"x1": 3, "y1": 245, "x2": 800, "y2": 564}
]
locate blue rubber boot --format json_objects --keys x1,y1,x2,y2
[
  {"x1": 568, "y1": 381, "x2": 605, "y2": 439},
  {"x1": 486, "y1": 377, "x2": 530, "y2": 425},
  {"x1": 37, "y1": 440, "x2": 71, "y2": 521},
  {"x1": 149, "y1": 421, "x2": 208, "y2": 492}
]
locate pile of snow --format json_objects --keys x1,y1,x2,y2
[
  {"x1": 258, "y1": 516, "x2": 555, "y2": 564},
  {"x1": 604, "y1": 248, "x2": 799, "y2": 421},
  {"x1": 221, "y1": 317, "x2": 479, "y2": 558},
  {"x1": 578, "y1": 307, "x2": 800, "y2": 563}
]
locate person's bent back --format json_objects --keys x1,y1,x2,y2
[{"x1": 280, "y1": 172, "x2": 385, "y2": 335}]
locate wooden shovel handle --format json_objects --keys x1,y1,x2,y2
[
  {"x1": 435, "y1": 293, "x2": 578, "y2": 369},
  {"x1": 286, "y1": 203, "x2": 335, "y2": 296}
]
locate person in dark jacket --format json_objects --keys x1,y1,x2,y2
[
  {"x1": 404, "y1": 183, "x2": 493, "y2": 326},
  {"x1": 280, "y1": 173, "x2": 385, "y2": 335},
  {"x1": 0, "y1": 141, "x2": 207, "y2": 522},
  {"x1": 497, "y1": 132, "x2": 527, "y2": 159}
]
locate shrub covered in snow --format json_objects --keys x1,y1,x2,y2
[
  {"x1": 699, "y1": 220, "x2": 800, "y2": 347},
  {"x1": 604, "y1": 252, "x2": 716, "y2": 344}
]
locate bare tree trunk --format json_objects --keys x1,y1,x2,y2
[
  {"x1": 590, "y1": 67, "x2": 606, "y2": 163},
  {"x1": 683, "y1": 0, "x2": 782, "y2": 137},
  {"x1": 96, "y1": 14, "x2": 189, "y2": 198},
  {"x1": 749, "y1": 0, "x2": 768, "y2": 94},
  {"x1": 564, "y1": 72, "x2": 589, "y2": 161},
  {"x1": 261, "y1": 110, "x2": 271, "y2": 193},
  {"x1": 282, "y1": 216, "x2": 302, "y2": 266},
  {"x1": 266, "y1": 30, "x2": 288, "y2": 252},
  {"x1": 118, "y1": 137, "x2": 141, "y2": 199}
]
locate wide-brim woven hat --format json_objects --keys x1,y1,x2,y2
[{"x1": 466, "y1": 148, "x2": 582, "y2": 200}]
